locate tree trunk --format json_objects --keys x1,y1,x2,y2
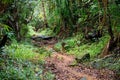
[
  {"x1": 0, "y1": 35, "x2": 7, "y2": 48},
  {"x1": 41, "y1": 0, "x2": 48, "y2": 28},
  {"x1": 99, "y1": 0, "x2": 120, "y2": 57},
  {"x1": 0, "y1": 3, "x2": 8, "y2": 14},
  {"x1": 107, "y1": 13, "x2": 114, "y2": 39}
]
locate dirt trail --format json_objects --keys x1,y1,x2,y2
[
  {"x1": 47, "y1": 54, "x2": 98, "y2": 80},
  {"x1": 33, "y1": 39, "x2": 115, "y2": 80},
  {"x1": 45, "y1": 45, "x2": 98, "y2": 80}
]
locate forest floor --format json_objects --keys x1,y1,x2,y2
[{"x1": 34, "y1": 39, "x2": 115, "y2": 80}]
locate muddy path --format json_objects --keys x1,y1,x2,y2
[
  {"x1": 44, "y1": 44, "x2": 114, "y2": 80},
  {"x1": 45, "y1": 52, "x2": 96, "y2": 80},
  {"x1": 32, "y1": 39, "x2": 115, "y2": 80}
]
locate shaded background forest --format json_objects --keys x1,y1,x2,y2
[
  {"x1": 0, "y1": 0, "x2": 119, "y2": 36},
  {"x1": 0, "y1": 0, "x2": 120, "y2": 56}
]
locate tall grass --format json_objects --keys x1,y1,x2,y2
[{"x1": 5, "y1": 42, "x2": 50, "y2": 62}]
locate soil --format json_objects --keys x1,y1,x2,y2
[
  {"x1": 45, "y1": 46, "x2": 115, "y2": 80},
  {"x1": 33, "y1": 39, "x2": 115, "y2": 80}
]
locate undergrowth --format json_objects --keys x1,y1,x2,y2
[
  {"x1": 69, "y1": 35, "x2": 110, "y2": 58},
  {"x1": 0, "y1": 41, "x2": 54, "y2": 80},
  {"x1": 54, "y1": 34, "x2": 110, "y2": 59},
  {"x1": 38, "y1": 28, "x2": 53, "y2": 36},
  {"x1": 5, "y1": 42, "x2": 49, "y2": 62},
  {"x1": 54, "y1": 34, "x2": 120, "y2": 75}
]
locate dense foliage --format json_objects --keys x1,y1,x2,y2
[{"x1": 0, "y1": 0, "x2": 120, "y2": 80}]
